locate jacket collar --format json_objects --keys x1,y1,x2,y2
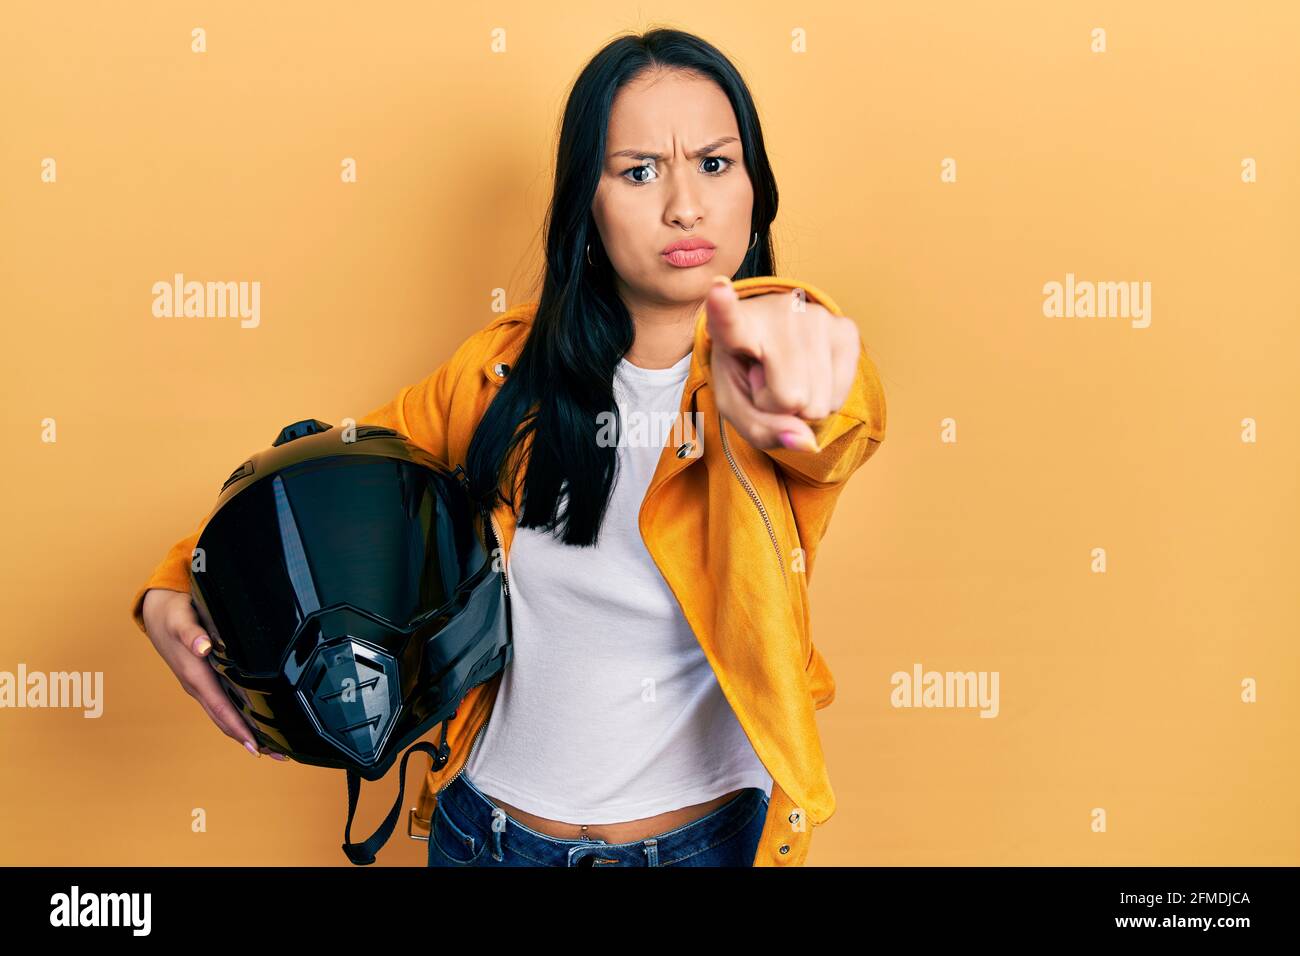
[
  {"x1": 480, "y1": 301, "x2": 713, "y2": 405},
  {"x1": 478, "y1": 301, "x2": 715, "y2": 506}
]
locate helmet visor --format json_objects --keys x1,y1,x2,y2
[{"x1": 194, "y1": 456, "x2": 488, "y2": 677}]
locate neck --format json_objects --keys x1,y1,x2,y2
[{"x1": 617, "y1": 280, "x2": 704, "y2": 370}]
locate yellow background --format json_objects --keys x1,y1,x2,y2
[{"x1": 1, "y1": 1, "x2": 1296, "y2": 865}]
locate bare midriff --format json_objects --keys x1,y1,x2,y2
[{"x1": 475, "y1": 785, "x2": 747, "y2": 843}]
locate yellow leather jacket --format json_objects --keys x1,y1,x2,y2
[{"x1": 129, "y1": 275, "x2": 887, "y2": 866}]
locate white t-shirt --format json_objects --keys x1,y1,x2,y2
[{"x1": 461, "y1": 349, "x2": 773, "y2": 823}]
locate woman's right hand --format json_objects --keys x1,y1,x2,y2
[{"x1": 140, "y1": 588, "x2": 288, "y2": 760}]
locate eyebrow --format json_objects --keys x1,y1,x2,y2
[{"x1": 607, "y1": 136, "x2": 739, "y2": 163}]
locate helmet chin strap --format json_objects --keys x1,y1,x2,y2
[{"x1": 341, "y1": 715, "x2": 453, "y2": 866}]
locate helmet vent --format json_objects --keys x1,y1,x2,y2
[
  {"x1": 272, "y1": 418, "x2": 333, "y2": 447},
  {"x1": 220, "y1": 460, "x2": 254, "y2": 492}
]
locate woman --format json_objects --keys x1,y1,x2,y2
[{"x1": 132, "y1": 28, "x2": 886, "y2": 867}]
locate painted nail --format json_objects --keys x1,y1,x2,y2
[
  {"x1": 192, "y1": 635, "x2": 212, "y2": 656},
  {"x1": 244, "y1": 741, "x2": 260, "y2": 757},
  {"x1": 269, "y1": 753, "x2": 289, "y2": 762},
  {"x1": 779, "y1": 430, "x2": 820, "y2": 453}
]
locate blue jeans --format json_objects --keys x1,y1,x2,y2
[{"x1": 426, "y1": 773, "x2": 770, "y2": 867}]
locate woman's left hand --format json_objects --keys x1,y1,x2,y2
[{"x1": 705, "y1": 277, "x2": 860, "y2": 453}]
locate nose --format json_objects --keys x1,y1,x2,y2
[{"x1": 663, "y1": 165, "x2": 703, "y2": 231}]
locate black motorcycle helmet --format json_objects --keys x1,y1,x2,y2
[{"x1": 188, "y1": 418, "x2": 511, "y2": 864}]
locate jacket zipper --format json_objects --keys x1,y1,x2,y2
[
  {"x1": 718, "y1": 412, "x2": 787, "y2": 587},
  {"x1": 435, "y1": 714, "x2": 489, "y2": 798},
  {"x1": 488, "y1": 508, "x2": 511, "y2": 598}
]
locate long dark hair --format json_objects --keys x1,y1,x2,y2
[{"x1": 465, "y1": 28, "x2": 780, "y2": 546}]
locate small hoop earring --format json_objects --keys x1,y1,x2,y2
[
  {"x1": 586, "y1": 242, "x2": 595, "y2": 267},
  {"x1": 748, "y1": 231, "x2": 759, "y2": 252}
]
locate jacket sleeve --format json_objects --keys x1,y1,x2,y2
[
  {"x1": 126, "y1": 339, "x2": 469, "y2": 637},
  {"x1": 693, "y1": 275, "x2": 887, "y2": 488}
]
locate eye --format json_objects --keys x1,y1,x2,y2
[
  {"x1": 622, "y1": 161, "x2": 657, "y2": 185},
  {"x1": 619, "y1": 156, "x2": 737, "y2": 185}
]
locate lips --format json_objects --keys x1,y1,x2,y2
[
  {"x1": 662, "y1": 238, "x2": 716, "y2": 254},
  {"x1": 662, "y1": 237, "x2": 717, "y2": 268}
]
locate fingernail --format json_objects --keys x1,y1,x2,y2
[
  {"x1": 779, "y1": 429, "x2": 820, "y2": 453},
  {"x1": 244, "y1": 741, "x2": 260, "y2": 758},
  {"x1": 711, "y1": 274, "x2": 732, "y2": 286},
  {"x1": 269, "y1": 753, "x2": 289, "y2": 762},
  {"x1": 192, "y1": 635, "x2": 212, "y2": 656}
]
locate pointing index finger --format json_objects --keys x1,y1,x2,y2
[{"x1": 704, "y1": 276, "x2": 760, "y2": 359}]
